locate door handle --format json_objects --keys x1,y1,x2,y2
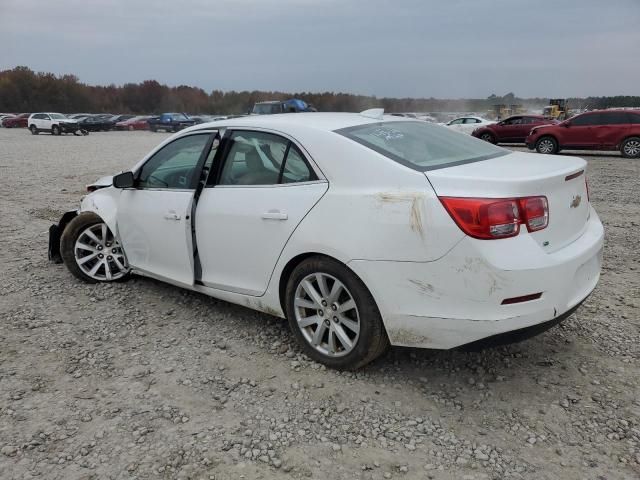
[
  {"x1": 164, "y1": 211, "x2": 181, "y2": 221},
  {"x1": 262, "y1": 210, "x2": 288, "y2": 221}
]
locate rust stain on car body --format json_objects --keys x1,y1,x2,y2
[{"x1": 375, "y1": 192, "x2": 425, "y2": 237}]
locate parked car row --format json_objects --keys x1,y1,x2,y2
[
  {"x1": 2, "y1": 112, "x2": 231, "y2": 133},
  {"x1": 466, "y1": 109, "x2": 640, "y2": 158}
]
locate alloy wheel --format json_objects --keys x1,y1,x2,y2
[
  {"x1": 538, "y1": 138, "x2": 555, "y2": 154},
  {"x1": 624, "y1": 140, "x2": 640, "y2": 157},
  {"x1": 480, "y1": 133, "x2": 493, "y2": 142},
  {"x1": 74, "y1": 223, "x2": 129, "y2": 281},
  {"x1": 294, "y1": 273, "x2": 360, "y2": 357}
]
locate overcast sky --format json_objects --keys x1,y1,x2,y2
[{"x1": 1, "y1": 0, "x2": 638, "y2": 98}]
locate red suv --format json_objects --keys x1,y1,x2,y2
[
  {"x1": 526, "y1": 110, "x2": 640, "y2": 158},
  {"x1": 471, "y1": 115, "x2": 557, "y2": 144}
]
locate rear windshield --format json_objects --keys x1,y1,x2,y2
[{"x1": 336, "y1": 121, "x2": 508, "y2": 171}]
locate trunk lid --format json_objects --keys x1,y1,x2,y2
[{"x1": 425, "y1": 151, "x2": 590, "y2": 252}]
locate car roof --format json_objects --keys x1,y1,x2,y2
[{"x1": 190, "y1": 112, "x2": 407, "y2": 134}]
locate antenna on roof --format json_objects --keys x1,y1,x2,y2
[{"x1": 359, "y1": 108, "x2": 384, "y2": 120}]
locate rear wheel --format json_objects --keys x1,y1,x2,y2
[
  {"x1": 535, "y1": 136, "x2": 558, "y2": 155},
  {"x1": 52, "y1": 125, "x2": 60, "y2": 136},
  {"x1": 128, "y1": 125, "x2": 134, "y2": 131},
  {"x1": 480, "y1": 132, "x2": 496, "y2": 143},
  {"x1": 29, "y1": 125, "x2": 38, "y2": 135},
  {"x1": 621, "y1": 137, "x2": 640, "y2": 158},
  {"x1": 60, "y1": 213, "x2": 130, "y2": 283},
  {"x1": 285, "y1": 256, "x2": 388, "y2": 370}
]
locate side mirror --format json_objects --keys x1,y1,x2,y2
[{"x1": 113, "y1": 171, "x2": 135, "y2": 188}]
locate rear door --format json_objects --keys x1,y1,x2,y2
[
  {"x1": 195, "y1": 129, "x2": 328, "y2": 295},
  {"x1": 117, "y1": 131, "x2": 217, "y2": 286}
]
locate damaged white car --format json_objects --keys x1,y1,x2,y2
[{"x1": 49, "y1": 110, "x2": 604, "y2": 369}]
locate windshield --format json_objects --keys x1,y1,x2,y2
[
  {"x1": 336, "y1": 121, "x2": 508, "y2": 171},
  {"x1": 252, "y1": 103, "x2": 282, "y2": 115},
  {"x1": 50, "y1": 113, "x2": 66, "y2": 119}
]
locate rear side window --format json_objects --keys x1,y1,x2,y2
[
  {"x1": 218, "y1": 131, "x2": 317, "y2": 185},
  {"x1": 630, "y1": 113, "x2": 640, "y2": 124},
  {"x1": 336, "y1": 121, "x2": 508, "y2": 171}
]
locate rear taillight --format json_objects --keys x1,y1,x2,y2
[
  {"x1": 519, "y1": 196, "x2": 548, "y2": 232},
  {"x1": 440, "y1": 196, "x2": 548, "y2": 240}
]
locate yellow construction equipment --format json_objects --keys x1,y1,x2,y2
[{"x1": 543, "y1": 99, "x2": 569, "y2": 120}]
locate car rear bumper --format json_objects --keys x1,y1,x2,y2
[{"x1": 348, "y1": 206, "x2": 604, "y2": 349}]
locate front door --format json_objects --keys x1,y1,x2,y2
[
  {"x1": 495, "y1": 116, "x2": 522, "y2": 142},
  {"x1": 196, "y1": 129, "x2": 328, "y2": 295},
  {"x1": 562, "y1": 112, "x2": 600, "y2": 148},
  {"x1": 117, "y1": 131, "x2": 216, "y2": 286}
]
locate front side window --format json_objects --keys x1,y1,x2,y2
[
  {"x1": 336, "y1": 121, "x2": 507, "y2": 171},
  {"x1": 50, "y1": 113, "x2": 66, "y2": 119},
  {"x1": 571, "y1": 113, "x2": 600, "y2": 126},
  {"x1": 137, "y1": 133, "x2": 211, "y2": 189},
  {"x1": 449, "y1": 119, "x2": 464, "y2": 125},
  {"x1": 218, "y1": 131, "x2": 317, "y2": 185},
  {"x1": 464, "y1": 118, "x2": 479, "y2": 124}
]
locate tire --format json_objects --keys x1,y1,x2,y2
[
  {"x1": 150, "y1": 126, "x2": 157, "y2": 132},
  {"x1": 60, "y1": 212, "x2": 130, "y2": 284},
  {"x1": 52, "y1": 125, "x2": 61, "y2": 136},
  {"x1": 285, "y1": 256, "x2": 389, "y2": 370},
  {"x1": 29, "y1": 125, "x2": 38, "y2": 135},
  {"x1": 480, "y1": 132, "x2": 496, "y2": 143},
  {"x1": 535, "y1": 136, "x2": 558, "y2": 155},
  {"x1": 128, "y1": 125, "x2": 134, "y2": 131},
  {"x1": 621, "y1": 137, "x2": 640, "y2": 158}
]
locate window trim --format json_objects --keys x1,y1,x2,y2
[
  {"x1": 208, "y1": 128, "x2": 324, "y2": 188},
  {"x1": 133, "y1": 130, "x2": 218, "y2": 191}
]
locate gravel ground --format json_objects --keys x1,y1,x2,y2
[{"x1": 0, "y1": 128, "x2": 639, "y2": 480}]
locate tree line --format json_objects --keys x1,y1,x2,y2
[{"x1": 1, "y1": 66, "x2": 638, "y2": 115}]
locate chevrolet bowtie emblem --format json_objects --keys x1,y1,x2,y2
[{"x1": 570, "y1": 195, "x2": 582, "y2": 208}]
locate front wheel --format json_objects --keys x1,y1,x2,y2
[
  {"x1": 29, "y1": 125, "x2": 38, "y2": 135},
  {"x1": 535, "y1": 136, "x2": 558, "y2": 155},
  {"x1": 480, "y1": 132, "x2": 496, "y2": 143},
  {"x1": 60, "y1": 213, "x2": 130, "y2": 283},
  {"x1": 621, "y1": 137, "x2": 640, "y2": 158},
  {"x1": 52, "y1": 125, "x2": 61, "y2": 136},
  {"x1": 285, "y1": 256, "x2": 388, "y2": 370}
]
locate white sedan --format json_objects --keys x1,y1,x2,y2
[
  {"x1": 50, "y1": 110, "x2": 604, "y2": 369},
  {"x1": 444, "y1": 116, "x2": 494, "y2": 134}
]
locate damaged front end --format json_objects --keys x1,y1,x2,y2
[{"x1": 48, "y1": 210, "x2": 78, "y2": 263}]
